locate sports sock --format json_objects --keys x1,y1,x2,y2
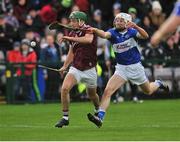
[
  {"x1": 62, "y1": 110, "x2": 69, "y2": 120},
  {"x1": 98, "y1": 108, "x2": 105, "y2": 121},
  {"x1": 155, "y1": 80, "x2": 162, "y2": 87}
]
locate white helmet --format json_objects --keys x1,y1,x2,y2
[{"x1": 114, "y1": 12, "x2": 132, "y2": 23}]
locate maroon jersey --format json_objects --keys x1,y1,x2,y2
[{"x1": 69, "y1": 25, "x2": 97, "y2": 71}]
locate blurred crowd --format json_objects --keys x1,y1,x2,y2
[{"x1": 0, "y1": 0, "x2": 179, "y2": 103}]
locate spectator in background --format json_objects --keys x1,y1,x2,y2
[
  {"x1": 149, "y1": 1, "x2": 166, "y2": 29},
  {"x1": 0, "y1": 14, "x2": 17, "y2": 54},
  {"x1": 14, "y1": 39, "x2": 37, "y2": 102},
  {"x1": 109, "y1": 2, "x2": 122, "y2": 26},
  {"x1": 139, "y1": 16, "x2": 155, "y2": 47},
  {"x1": 1, "y1": 0, "x2": 13, "y2": 14},
  {"x1": 7, "y1": 41, "x2": 21, "y2": 63},
  {"x1": 90, "y1": 0, "x2": 114, "y2": 22},
  {"x1": 28, "y1": 8, "x2": 45, "y2": 36},
  {"x1": 162, "y1": 31, "x2": 180, "y2": 66},
  {"x1": 158, "y1": 0, "x2": 176, "y2": 17},
  {"x1": 13, "y1": 0, "x2": 29, "y2": 24},
  {"x1": 25, "y1": 29, "x2": 41, "y2": 60},
  {"x1": 27, "y1": 0, "x2": 46, "y2": 10},
  {"x1": 57, "y1": 15, "x2": 69, "y2": 36},
  {"x1": 6, "y1": 42, "x2": 21, "y2": 94},
  {"x1": 39, "y1": 4, "x2": 57, "y2": 24},
  {"x1": 40, "y1": 34, "x2": 61, "y2": 100},
  {"x1": 141, "y1": 44, "x2": 165, "y2": 68},
  {"x1": 136, "y1": 0, "x2": 151, "y2": 19},
  {"x1": 91, "y1": 9, "x2": 108, "y2": 31},
  {"x1": 74, "y1": 0, "x2": 89, "y2": 13},
  {"x1": 4, "y1": 6, "x2": 19, "y2": 31},
  {"x1": 141, "y1": 16, "x2": 155, "y2": 38},
  {"x1": 25, "y1": 29, "x2": 42, "y2": 102},
  {"x1": 128, "y1": 7, "x2": 141, "y2": 25},
  {"x1": 120, "y1": 0, "x2": 136, "y2": 12},
  {"x1": 40, "y1": 34, "x2": 60, "y2": 63},
  {"x1": 3, "y1": 2, "x2": 20, "y2": 42},
  {"x1": 19, "y1": 15, "x2": 35, "y2": 38},
  {"x1": 113, "y1": 2, "x2": 121, "y2": 17}
]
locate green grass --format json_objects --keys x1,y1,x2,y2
[{"x1": 0, "y1": 99, "x2": 180, "y2": 141}]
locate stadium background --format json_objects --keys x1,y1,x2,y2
[{"x1": 0, "y1": 0, "x2": 180, "y2": 141}]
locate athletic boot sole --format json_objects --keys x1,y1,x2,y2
[
  {"x1": 87, "y1": 113, "x2": 102, "y2": 128},
  {"x1": 55, "y1": 118, "x2": 69, "y2": 128}
]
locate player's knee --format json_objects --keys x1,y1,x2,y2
[{"x1": 61, "y1": 86, "x2": 70, "y2": 95}]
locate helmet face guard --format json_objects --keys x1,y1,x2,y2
[
  {"x1": 114, "y1": 13, "x2": 132, "y2": 23},
  {"x1": 114, "y1": 12, "x2": 132, "y2": 28}
]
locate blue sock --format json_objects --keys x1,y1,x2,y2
[
  {"x1": 155, "y1": 80, "x2": 162, "y2": 87},
  {"x1": 98, "y1": 109, "x2": 105, "y2": 121}
]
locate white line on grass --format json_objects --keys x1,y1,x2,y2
[
  {"x1": 0, "y1": 124, "x2": 179, "y2": 128},
  {"x1": 0, "y1": 124, "x2": 94, "y2": 128}
]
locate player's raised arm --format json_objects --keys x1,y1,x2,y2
[{"x1": 126, "y1": 21, "x2": 149, "y2": 39}]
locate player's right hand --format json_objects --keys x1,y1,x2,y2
[{"x1": 58, "y1": 66, "x2": 67, "y2": 76}]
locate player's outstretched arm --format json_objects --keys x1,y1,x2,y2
[
  {"x1": 126, "y1": 21, "x2": 149, "y2": 39},
  {"x1": 62, "y1": 33, "x2": 94, "y2": 44},
  {"x1": 91, "y1": 28, "x2": 111, "y2": 39},
  {"x1": 151, "y1": 0, "x2": 180, "y2": 46},
  {"x1": 151, "y1": 15, "x2": 180, "y2": 46}
]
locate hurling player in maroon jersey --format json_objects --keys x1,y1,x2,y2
[{"x1": 55, "y1": 11, "x2": 100, "y2": 128}]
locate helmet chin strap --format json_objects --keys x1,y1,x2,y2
[{"x1": 78, "y1": 19, "x2": 85, "y2": 27}]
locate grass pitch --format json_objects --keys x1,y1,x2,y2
[{"x1": 0, "y1": 99, "x2": 180, "y2": 141}]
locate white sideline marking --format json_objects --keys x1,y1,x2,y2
[
  {"x1": 0, "y1": 124, "x2": 49, "y2": 128},
  {"x1": 0, "y1": 124, "x2": 179, "y2": 128},
  {"x1": 0, "y1": 124, "x2": 92, "y2": 128}
]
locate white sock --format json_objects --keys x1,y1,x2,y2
[{"x1": 63, "y1": 116, "x2": 69, "y2": 120}]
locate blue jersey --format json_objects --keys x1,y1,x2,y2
[
  {"x1": 173, "y1": 1, "x2": 180, "y2": 16},
  {"x1": 107, "y1": 28, "x2": 141, "y2": 65}
]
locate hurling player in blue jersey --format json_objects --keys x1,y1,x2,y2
[
  {"x1": 87, "y1": 12, "x2": 169, "y2": 128},
  {"x1": 151, "y1": 0, "x2": 180, "y2": 46}
]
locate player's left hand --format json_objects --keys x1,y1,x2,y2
[{"x1": 126, "y1": 21, "x2": 137, "y2": 29}]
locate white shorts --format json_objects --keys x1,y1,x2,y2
[
  {"x1": 114, "y1": 62, "x2": 148, "y2": 85},
  {"x1": 68, "y1": 66, "x2": 97, "y2": 88}
]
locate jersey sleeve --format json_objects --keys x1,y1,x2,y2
[
  {"x1": 172, "y1": 1, "x2": 180, "y2": 16},
  {"x1": 107, "y1": 28, "x2": 115, "y2": 42},
  {"x1": 128, "y1": 28, "x2": 138, "y2": 38}
]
